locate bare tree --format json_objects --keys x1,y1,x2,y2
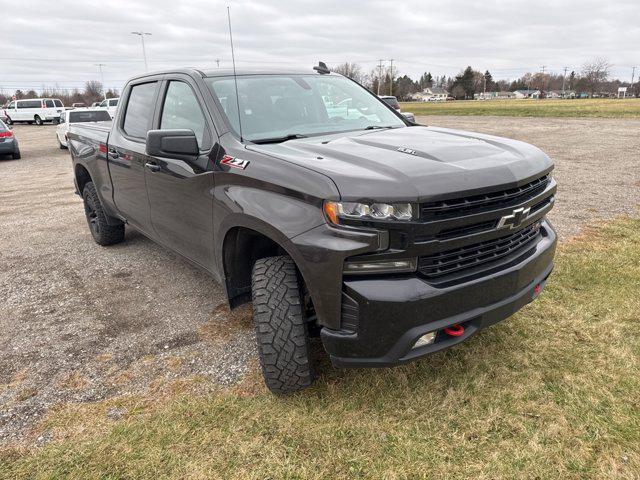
[
  {"x1": 84, "y1": 80, "x2": 104, "y2": 105},
  {"x1": 330, "y1": 62, "x2": 364, "y2": 84},
  {"x1": 581, "y1": 58, "x2": 612, "y2": 97}
]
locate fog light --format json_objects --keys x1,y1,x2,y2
[{"x1": 413, "y1": 332, "x2": 436, "y2": 348}]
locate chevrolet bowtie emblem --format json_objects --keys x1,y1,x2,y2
[{"x1": 497, "y1": 207, "x2": 531, "y2": 229}]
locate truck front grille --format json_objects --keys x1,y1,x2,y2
[
  {"x1": 418, "y1": 223, "x2": 541, "y2": 278},
  {"x1": 421, "y1": 174, "x2": 550, "y2": 220}
]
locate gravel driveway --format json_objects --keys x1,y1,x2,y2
[{"x1": 1, "y1": 118, "x2": 639, "y2": 445}]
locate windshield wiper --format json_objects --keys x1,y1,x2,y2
[
  {"x1": 251, "y1": 133, "x2": 309, "y2": 144},
  {"x1": 363, "y1": 125, "x2": 397, "y2": 130}
]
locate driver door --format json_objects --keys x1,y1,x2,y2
[{"x1": 144, "y1": 77, "x2": 216, "y2": 270}]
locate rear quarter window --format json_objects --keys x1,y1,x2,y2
[
  {"x1": 54, "y1": 100, "x2": 63, "y2": 108},
  {"x1": 122, "y1": 83, "x2": 157, "y2": 139},
  {"x1": 18, "y1": 100, "x2": 42, "y2": 109}
]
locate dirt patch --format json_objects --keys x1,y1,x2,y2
[{"x1": 1, "y1": 118, "x2": 639, "y2": 445}]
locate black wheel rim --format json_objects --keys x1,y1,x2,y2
[{"x1": 84, "y1": 198, "x2": 99, "y2": 235}]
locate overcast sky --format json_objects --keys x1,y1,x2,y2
[{"x1": 2, "y1": 0, "x2": 638, "y2": 94}]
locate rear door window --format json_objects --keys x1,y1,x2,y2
[
  {"x1": 18, "y1": 100, "x2": 42, "y2": 109},
  {"x1": 54, "y1": 100, "x2": 63, "y2": 108},
  {"x1": 122, "y1": 82, "x2": 157, "y2": 139}
]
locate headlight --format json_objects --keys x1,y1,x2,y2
[{"x1": 324, "y1": 201, "x2": 414, "y2": 224}]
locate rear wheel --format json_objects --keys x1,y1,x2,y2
[
  {"x1": 34, "y1": 115, "x2": 43, "y2": 126},
  {"x1": 82, "y1": 182, "x2": 124, "y2": 246},
  {"x1": 251, "y1": 256, "x2": 315, "y2": 394},
  {"x1": 12, "y1": 148, "x2": 21, "y2": 160}
]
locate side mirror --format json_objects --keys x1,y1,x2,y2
[{"x1": 146, "y1": 129, "x2": 199, "y2": 159}]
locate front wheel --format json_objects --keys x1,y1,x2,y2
[
  {"x1": 34, "y1": 115, "x2": 43, "y2": 126},
  {"x1": 82, "y1": 182, "x2": 124, "y2": 246},
  {"x1": 5, "y1": 117, "x2": 12, "y2": 125},
  {"x1": 251, "y1": 256, "x2": 315, "y2": 394}
]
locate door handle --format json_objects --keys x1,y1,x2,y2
[
  {"x1": 145, "y1": 162, "x2": 161, "y2": 172},
  {"x1": 108, "y1": 148, "x2": 119, "y2": 159}
]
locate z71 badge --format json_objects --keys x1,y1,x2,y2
[{"x1": 220, "y1": 155, "x2": 250, "y2": 170}]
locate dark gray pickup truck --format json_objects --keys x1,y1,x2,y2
[{"x1": 68, "y1": 65, "x2": 557, "y2": 393}]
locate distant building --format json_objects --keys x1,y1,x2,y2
[
  {"x1": 546, "y1": 90, "x2": 576, "y2": 99},
  {"x1": 474, "y1": 91, "x2": 516, "y2": 100},
  {"x1": 412, "y1": 87, "x2": 448, "y2": 102},
  {"x1": 513, "y1": 89, "x2": 541, "y2": 99}
]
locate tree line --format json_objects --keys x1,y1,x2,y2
[
  {"x1": 332, "y1": 58, "x2": 638, "y2": 100},
  {"x1": 0, "y1": 81, "x2": 119, "y2": 107}
]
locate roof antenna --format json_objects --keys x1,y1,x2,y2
[
  {"x1": 227, "y1": 6, "x2": 243, "y2": 142},
  {"x1": 314, "y1": 61, "x2": 330, "y2": 74}
]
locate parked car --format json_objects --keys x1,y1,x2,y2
[
  {"x1": 68, "y1": 65, "x2": 557, "y2": 394},
  {"x1": 97, "y1": 97, "x2": 119, "y2": 118},
  {"x1": 0, "y1": 119, "x2": 21, "y2": 159},
  {"x1": 2, "y1": 98, "x2": 64, "y2": 125},
  {"x1": 57, "y1": 108, "x2": 112, "y2": 149},
  {"x1": 72, "y1": 103, "x2": 87, "y2": 108},
  {"x1": 379, "y1": 95, "x2": 415, "y2": 122}
]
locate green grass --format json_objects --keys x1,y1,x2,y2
[
  {"x1": 2, "y1": 219, "x2": 640, "y2": 479},
  {"x1": 401, "y1": 98, "x2": 640, "y2": 118}
]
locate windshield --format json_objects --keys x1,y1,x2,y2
[
  {"x1": 205, "y1": 74, "x2": 405, "y2": 142},
  {"x1": 69, "y1": 110, "x2": 112, "y2": 123}
]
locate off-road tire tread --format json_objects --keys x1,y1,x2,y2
[
  {"x1": 82, "y1": 182, "x2": 124, "y2": 246},
  {"x1": 252, "y1": 256, "x2": 314, "y2": 394}
]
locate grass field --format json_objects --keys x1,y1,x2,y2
[
  {"x1": 2, "y1": 219, "x2": 640, "y2": 479},
  {"x1": 401, "y1": 98, "x2": 640, "y2": 118}
]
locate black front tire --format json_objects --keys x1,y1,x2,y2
[
  {"x1": 252, "y1": 256, "x2": 315, "y2": 394},
  {"x1": 82, "y1": 182, "x2": 124, "y2": 246}
]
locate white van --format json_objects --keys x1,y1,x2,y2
[
  {"x1": 3, "y1": 98, "x2": 65, "y2": 125},
  {"x1": 98, "y1": 98, "x2": 119, "y2": 119}
]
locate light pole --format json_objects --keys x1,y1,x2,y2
[
  {"x1": 131, "y1": 31, "x2": 152, "y2": 71},
  {"x1": 95, "y1": 63, "x2": 107, "y2": 100}
]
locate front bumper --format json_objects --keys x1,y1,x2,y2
[{"x1": 321, "y1": 219, "x2": 557, "y2": 367}]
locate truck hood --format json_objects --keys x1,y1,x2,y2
[{"x1": 246, "y1": 126, "x2": 553, "y2": 202}]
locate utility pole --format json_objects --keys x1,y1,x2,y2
[
  {"x1": 539, "y1": 65, "x2": 547, "y2": 97},
  {"x1": 215, "y1": 58, "x2": 221, "y2": 68},
  {"x1": 95, "y1": 63, "x2": 107, "y2": 100},
  {"x1": 561, "y1": 66, "x2": 568, "y2": 98},
  {"x1": 632, "y1": 66, "x2": 637, "y2": 98},
  {"x1": 377, "y1": 59, "x2": 385, "y2": 96},
  {"x1": 131, "y1": 31, "x2": 152, "y2": 71},
  {"x1": 389, "y1": 59, "x2": 394, "y2": 96}
]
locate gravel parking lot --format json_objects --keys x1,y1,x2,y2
[{"x1": 1, "y1": 118, "x2": 639, "y2": 445}]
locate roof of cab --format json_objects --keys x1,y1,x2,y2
[{"x1": 126, "y1": 66, "x2": 338, "y2": 83}]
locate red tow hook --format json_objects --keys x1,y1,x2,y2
[{"x1": 443, "y1": 324, "x2": 465, "y2": 337}]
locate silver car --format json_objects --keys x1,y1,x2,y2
[{"x1": 0, "y1": 120, "x2": 21, "y2": 159}]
